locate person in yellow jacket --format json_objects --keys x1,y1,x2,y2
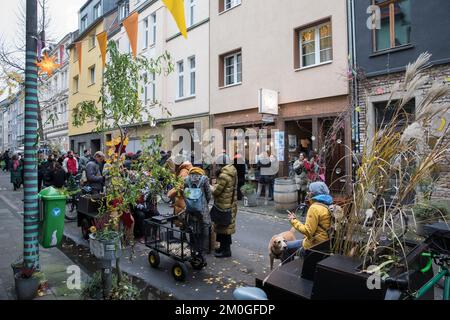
[{"x1": 284, "y1": 182, "x2": 332, "y2": 261}]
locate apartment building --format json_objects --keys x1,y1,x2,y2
[
  {"x1": 351, "y1": 0, "x2": 450, "y2": 198},
  {"x1": 39, "y1": 33, "x2": 75, "y2": 153},
  {"x1": 108, "y1": 0, "x2": 210, "y2": 156},
  {"x1": 0, "y1": 93, "x2": 25, "y2": 152},
  {"x1": 209, "y1": 0, "x2": 351, "y2": 192},
  {"x1": 68, "y1": 0, "x2": 118, "y2": 155}
]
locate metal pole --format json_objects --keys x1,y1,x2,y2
[{"x1": 24, "y1": 0, "x2": 39, "y2": 269}]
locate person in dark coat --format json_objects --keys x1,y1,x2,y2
[
  {"x1": 51, "y1": 163, "x2": 67, "y2": 189},
  {"x1": 43, "y1": 154, "x2": 56, "y2": 188},
  {"x1": 3, "y1": 149, "x2": 10, "y2": 172},
  {"x1": 85, "y1": 151, "x2": 105, "y2": 193},
  {"x1": 37, "y1": 152, "x2": 46, "y2": 192}
]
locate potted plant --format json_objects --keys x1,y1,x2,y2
[
  {"x1": 14, "y1": 266, "x2": 40, "y2": 300},
  {"x1": 241, "y1": 183, "x2": 257, "y2": 207}
]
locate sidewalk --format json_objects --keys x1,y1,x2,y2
[
  {"x1": 0, "y1": 180, "x2": 88, "y2": 300},
  {"x1": 237, "y1": 199, "x2": 289, "y2": 219}
]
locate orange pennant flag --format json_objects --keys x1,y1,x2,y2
[
  {"x1": 123, "y1": 12, "x2": 139, "y2": 58},
  {"x1": 97, "y1": 31, "x2": 108, "y2": 68},
  {"x1": 75, "y1": 41, "x2": 82, "y2": 74}
]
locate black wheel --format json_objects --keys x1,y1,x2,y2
[
  {"x1": 148, "y1": 250, "x2": 160, "y2": 268},
  {"x1": 190, "y1": 255, "x2": 207, "y2": 270},
  {"x1": 160, "y1": 192, "x2": 171, "y2": 204},
  {"x1": 171, "y1": 262, "x2": 188, "y2": 282},
  {"x1": 81, "y1": 218, "x2": 91, "y2": 240},
  {"x1": 65, "y1": 198, "x2": 78, "y2": 221}
]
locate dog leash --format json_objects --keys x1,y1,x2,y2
[{"x1": 262, "y1": 247, "x2": 303, "y2": 287}]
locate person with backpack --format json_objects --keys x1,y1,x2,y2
[
  {"x1": 184, "y1": 167, "x2": 212, "y2": 265},
  {"x1": 283, "y1": 182, "x2": 332, "y2": 262}
]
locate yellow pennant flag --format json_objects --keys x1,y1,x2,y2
[
  {"x1": 163, "y1": 0, "x2": 188, "y2": 39},
  {"x1": 123, "y1": 12, "x2": 139, "y2": 58},
  {"x1": 97, "y1": 31, "x2": 108, "y2": 68},
  {"x1": 75, "y1": 42, "x2": 83, "y2": 74}
]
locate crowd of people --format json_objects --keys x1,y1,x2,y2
[{"x1": 1, "y1": 146, "x2": 333, "y2": 270}]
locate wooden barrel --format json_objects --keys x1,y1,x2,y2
[{"x1": 274, "y1": 178, "x2": 298, "y2": 213}]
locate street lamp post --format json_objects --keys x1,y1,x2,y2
[{"x1": 23, "y1": 0, "x2": 39, "y2": 269}]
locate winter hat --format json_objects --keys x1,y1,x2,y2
[{"x1": 309, "y1": 181, "x2": 330, "y2": 196}]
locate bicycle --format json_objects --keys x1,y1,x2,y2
[
  {"x1": 384, "y1": 251, "x2": 450, "y2": 300},
  {"x1": 159, "y1": 183, "x2": 173, "y2": 204},
  {"x1": 65, "y1": 173, "x2": 82, "y2": 221}
]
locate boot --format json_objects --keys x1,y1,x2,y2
[{"x1": 214, "y1": 244, "x2": 231, "y2": 258}]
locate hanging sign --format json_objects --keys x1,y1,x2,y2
[{"x1": 258, "y1": 88, "x2": 279, "y2": 115}]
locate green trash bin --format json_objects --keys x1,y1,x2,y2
[{"x1": 38, "y1": 187, "x2": 68, "y2": 248}]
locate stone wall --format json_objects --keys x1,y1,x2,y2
[{"x1": 354, "y1": 63, "x2": 450, "y2": 199}]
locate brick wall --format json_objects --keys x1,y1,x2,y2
[{"x1": 354, "y1": 63, "x2": 450, "y2": 199}]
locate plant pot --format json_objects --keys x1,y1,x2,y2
[
  {"x1": 14, "y1": 273, "x2": 40, "y2": 300},
  {"x1": 243, "y1": 192, "x2": 257, "y2": 207},
  {"x1": 89, "y1": 233, "x2": 122, "y2": 261}
]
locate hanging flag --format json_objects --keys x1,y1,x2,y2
[
  {"x1": 97, "y1": 31, "x2": 108, "y2": 68},
  {"x1": 75, "y1": 42, "x2": 83, "y2": 74},
  {"x1": 163, "y1": 0, "x2": 187, "y2": 39},
  {"x1": 123, "y1": 12, "x2": 139, "y2": 58}
]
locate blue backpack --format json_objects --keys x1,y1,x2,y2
[{"x1": 184, "y1": 175, "x2": 206, "y2": 214}]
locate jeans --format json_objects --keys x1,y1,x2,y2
[{"x1": 282, "y1": 240, "x2": 304, "y2": 264}]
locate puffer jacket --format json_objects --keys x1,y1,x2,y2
[
  {"x1": 290, "y1": 195, "x2": 332, "y2": 249},
  {"x1": 168, "y1": 162, "x2": 193, "y2": 215},
  {"x1": 293, "y1": 159, "x2": 308, "y2": 192},
  {"x1": 213, "y1": 165, "x2": 238, "y2": 235}
]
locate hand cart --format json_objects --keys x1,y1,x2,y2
[{"x1": 144, "y1": 214, "x2": 211, "y2": 282}]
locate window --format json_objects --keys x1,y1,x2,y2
[
  {"x1": 119, "y1": 1, "x2": 130, "y2": 20},
  {"x1": 93, "y1": 2, "x2": 102, "y2": 20},
  {"x1": 89, "y1": 34, "x2": 96, "y2": 49},
  {"x1": 373, "y1": 0, "x2": 411, "y2": 52},
  {"x1": 220, "y1": 0, "x2": 241, "y2": 12},
  {"x1": 73, "y1": 46, "x2": 79, "y2": 62},
  {"x1": 222, "y1": 51, "x2": 242, "y2": 86},
  {"x1": 81, "y1": 15, "x2": 88, "y2": 31},
  {"x1": 374, "y1": 99, "x2": 415, "y2": 131},
  {"x1": 188, "y1": 56, "x2": 196, "y2": 96},
  {"x1": 89, "y1": 65, "x2": 96, "y2": 85},
  {"x1": 143, "y1": 18, "x2": 149, "y2": 49},
  {"x1": 177, "y1": 61, "x2": 184, "y2": 98},
  {"x1": 73, "y1": 76, "x2": 79, "y2": 93},
  {"x1": 150, "y1": 72, "x2": 156, "y2": 102},
  {"x1": 142, "y1": 73, "x2": 148, "y2": 103},
  {"x1": 187, "y1": 0, "x2": 196, "y2": 26},
  {"x1": 296, "y1": 20, "x2": 332, "y2": 69},
  {"x1": 151, "y1": 13, "x2": 157, "y2": 45}
]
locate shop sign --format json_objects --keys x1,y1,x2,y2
[
  {"x1": 274, "y1": 131, "x2": 285, "y2": 162},
  {"x1": 258, "y1": 89, "x2": 279, "y2": 115}
]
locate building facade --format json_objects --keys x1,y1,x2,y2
[
  {"x1": 39, "y1": 33, "x2": 74, "y2": 153},
  {"x1": 209, "y1": 0, "x2": 351, "y2": 192},
  {"x1": 68, "y1": 0, "x2": 118, "y2": 154},
  {"x1": 351, "y1": 0, "x2": 450, "y2": 198},
  {"x1": 1, "y1": 93, "x2": 25, "y2": 153},
  {"x1": 107, "y1": 0, "x2": 210, "y2": 158}
]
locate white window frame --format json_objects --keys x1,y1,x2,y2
[
  {"x1": 150, "y1": 72, "x2": 156, "y2": 102},
  {"x1": 224, "y1": 52, "x2": 242, "y2": 87},
  {"x1": 81, "y1": 15, "x2": 88, "y2": 31},
  {"x1": 188, "y1": 0, "x2": 196, "y2": 27},
  {"x1": 142, "y1": 73, "x2": 148, "y2": 103},
  {"x1": 89, "y1": 65, "x2": 96, "y2": 85},
  {"x1": 120, "y1": 1, "x2": 130, "y2": 20},
  {"x1": 73, "y1": 76, "x2": 79, "y2": 93},
  {"x1": 188, "y1": 56, "x2": 196, "y2": 96},
  {"x1": 151, "y1": 13, "x2": 157, "y2": 46},
  {"x1": 177, "y1": 60, "x2": 184, "y2": 99},
  {"x1": 89, "y1": 33, "x2": 96, "y2": 49},
  {"x1": 299, "y1": 21, "x2": 333, "y2": 69},
  {"x1": 143, "y1": 17, "x2": 149, "y2": 49},
  {"x1": 224, "y1": 0, "x2": 241, "y2": 12},
  {"x1": 93, "y1": 2, "x2": 102, "y2": 20}
]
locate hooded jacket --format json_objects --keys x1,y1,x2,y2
[
  {"x1": 213, "y1": 165, "x2": 238, "y2": 235},
  {"x1": 290, "y1": 182, "x2": 333, "y2": 249}
]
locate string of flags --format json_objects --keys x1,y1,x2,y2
[{"x1": 37, "y1": 0, "x2": 188, "y2": 76}]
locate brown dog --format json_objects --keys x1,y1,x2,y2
[{"x1": 268, "y1": 228, "x2": 296, "y2": 270}]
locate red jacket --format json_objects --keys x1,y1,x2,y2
[{"x1": 65, "y1": 157, "x2": 78, "y2": 175}]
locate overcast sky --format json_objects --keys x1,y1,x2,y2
[{"x1": 0, "y1": 0, "x2": 86, "y2": 47}]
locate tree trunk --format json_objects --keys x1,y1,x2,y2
[{"x1": 37, "y1": 101, "x2": 45, "y2": 142}]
